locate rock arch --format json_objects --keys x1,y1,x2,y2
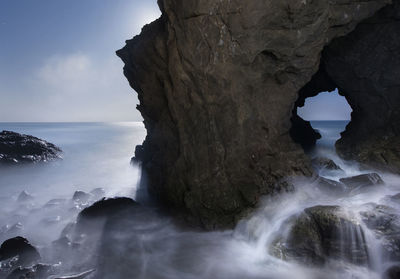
[{"x1": 117, "y1": 0, "x2": 398, "y2": 229}]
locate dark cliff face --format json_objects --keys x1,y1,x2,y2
[
  {"x1": 117, "y1": 0, "x2": 393, "y2": 229},
  {"x1": 326, "y1": 1, "x2": 400, "y2": 172}
]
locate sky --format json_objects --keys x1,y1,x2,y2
[
  {"x1": 0, "y1": 0, "x2": 161, "y2": 122},
  {"x1": 0, "y1": 1, "x2": 350, "y2": 122},
  {"x1": 298, "y1": 90, "x2": 352, "y2": 121}
]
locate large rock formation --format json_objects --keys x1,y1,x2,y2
[
  {"x1": 297, "y1": 1, "x2": 400, "y2": 172},
  {"x1": 118, "y1": 0, "x2": 395, "y2": 228}
]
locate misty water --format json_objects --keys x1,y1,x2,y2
[{"x1": 0, "y1": 121, "x2": 399, "y2": 279}]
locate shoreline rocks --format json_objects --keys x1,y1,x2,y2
[{"x1": 0, "y1": 131, "x2": 62, "y2": 165}]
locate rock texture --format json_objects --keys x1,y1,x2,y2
[
  {"x1": 0, "y1": 131, "x2": 62, "y2": 164},
  {"x1": 118, "y1": 0, "x2": 392, "y2": 228},
  {"x1": 297, "y1": 1, "x2": 400, "y2": 172},
  {"x1": 273, "y1": 206, "x2": 369, "y2": 265}
]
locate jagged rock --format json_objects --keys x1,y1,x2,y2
[
  {"x1": 17, "y1": 191, "x2": 34, "y2": 203},
  {"x1": 360, "y1": 203, "x2": 400, "y2": 260},
  {"x1": 275, "y1": 205, "x2": 369, "y2": 265},
  {"x1": 117, "y1": 0, "x2": 393, "y2": 228},
  {"x1": 72, "y1": 191, "x2": 92, "y2": 204},
  {"x1": 0, "y1": 237, "x2": 40, "y2": 266},
  {"x1": 324, "y1": 1, "x2": 400, "y2": 173},
  {"x1": 339, "y1": 173, "x2": 384, "y2": 192},
  {"x1": 314, "y1": 177, "x2": 347, "y2": 196},
  {"x1": 0, "y1": 131, "x2": 62, "y2": 164},
  {"x1": 311, "y1": 157, "x2": 342, "y2": 171},
  {"x1": 290, "y1": 114, "x2": 321, "y2": 150}
]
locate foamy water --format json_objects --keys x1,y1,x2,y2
[{"x1": 0, "y1": 121, "x2": 399, "y2": 278}]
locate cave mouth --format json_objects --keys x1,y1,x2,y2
[{"x1": 290, "y1": 89, "x2": 352, "y2": 152}]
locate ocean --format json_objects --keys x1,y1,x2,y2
[{"x1": 0, "y1": 121, "x2": 399, "y2": 279}]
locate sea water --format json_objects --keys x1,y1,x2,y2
[{"x1": 0, "y1": 121, "x2": 399, "y2": 279}]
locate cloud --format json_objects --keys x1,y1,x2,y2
[{"x1": 0, "y1": 52, "x2": 142, "y2": 122}]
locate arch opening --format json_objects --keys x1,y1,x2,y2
[{"x1": 290, "y1": 86, "x2": 352, "y2": 152}]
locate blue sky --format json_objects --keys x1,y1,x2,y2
[
  {"x1": 0, "y1": 0, "x2": 351, "y2": 122},
  {"x1": 0, "y1": 0, "x2": 160, "y2": 122},
  {"x1": 298, "y1": 90, "x2": 352, "y2": 121}
]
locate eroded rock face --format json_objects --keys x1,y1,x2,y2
[
  {"x1": 0, "y1": 131, "x2": 62, "y2": 165},
  {"x1": 118, "y1": 0, "x2": 391, "y2": 228},
  {"x1": 297, "y1": 1, "x2": 400, "y2": 172}
]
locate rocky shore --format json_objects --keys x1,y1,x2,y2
[{"x1": 0, "y1": 131, "x2": 62, "y2": 165}]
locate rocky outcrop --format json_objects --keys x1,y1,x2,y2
[
  {"x1": 118, "y1": 0, "x2": 392, "y2": 228},
  {"x1": 0, "y1": 131, "x2": 62, "y2": 164},
  {"x1": 273, "y1": 206, "x2": 369, "y2": 265},
  {"x1": 296, "y1": 1, "x2": 400, "y2": 172},
  {"x1": 0, "y1": 237, "x2": 40, "y2": 266},
  {"x1": 339, "y1": 173, "x2": 384, "y2": 191}
]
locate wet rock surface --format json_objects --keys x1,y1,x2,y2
[
  {"x1": 0, "y1": 237, "x2": 40, "y2": 266},
  {"x1": 277, "y1": 206, "x2": 369, "y2": 266},
  {"x1": 314, "y1": 177, "x2": 347, "y2": 196},
  {"x1": 0, "y1": 131, "x2": 62, "y2": 165},
  {"x1": 117, "y1": 0, "x2": 391, "y2": 228},
  {"x1": 360, "y1": 202, "x2": 400, "y2": 260},
  {"x1": 312, "y1": 157, "x2": 342, "y2": 171},
  {"x1": 339, "y1": 173, "x2": 384, "y2": 192}
]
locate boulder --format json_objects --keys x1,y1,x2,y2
[
  {"x1": 17, "y1": 191, "x2": 34, "y2": 203},
  {"x1": 78, "y1": 197, "x2": 138, "y2": 220},
  {"x1": 384, "y1": 265, "x2": 400, "y2": 279},
  {"x1": 360, "y1": 203, "x2": 400, "y2": 260},
  {"x1": 72, "y1": 191, "x2": 92, "y2": 204},
  {"x1": 0, "y1": 130, "x2": 62, "y2": 164},
  {"x1": 276, "y1": 205, "x2": 369, "y2": 265},
  {"x1": 0, "y1": 237, "x2": 40, "y2": 266},
  {"x1": 314, "y1": 177, "x2": 347, "y2": 196},
  {"x1": 311, "y1": 157, "x2": 342, "y2": 171},
  {"x1": 339, "y1": 173, "x2": 384, "y2": 192},
  {"x1": 75, "y1": 197, "x2": 139, "y2": 234}
]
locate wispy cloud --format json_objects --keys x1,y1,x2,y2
[{"x1": 0, "y1": 52, "x2": 142, "y2": 122}]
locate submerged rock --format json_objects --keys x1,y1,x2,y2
[
  {"x1": 0, "y1": 237, "x2": 40, "y2": 266},
  {"x1": 17, "y1": 191, "x2": 34, "y2": 203},
  {"x1": 6, "y1": 264, "x2": 55, "y2": 279},
  {"x1": 314, "y1": 177, "x2": 347, "y2": 196},
  {"x1": 339, "y1": 173, "x2": 384, "y2": 192},
  {"x1": 72, "y1": 191, "x2": 92, "y2": 204},
  {"x1": 276, "y1": 205, "x2": 369, "y2": 266},
  {"x1": 0, "y1": 131, "x2": 62, "y2": 164}
]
